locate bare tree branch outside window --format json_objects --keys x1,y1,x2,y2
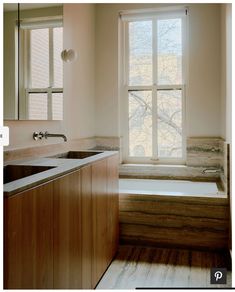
[{"x1": 128, "y1": 17, "x2": 183, "y2": 158}]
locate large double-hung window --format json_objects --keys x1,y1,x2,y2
[{"x1": 121, "y1": 8, "x2": 187, "y2": 163}]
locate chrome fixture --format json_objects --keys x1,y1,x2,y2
[
  {"x1": 33, "y1": 131, "x2": 67, "y2": 142},
  {"x1": 33, "y1": 132, "x2": 44, "y2": 140},
  {"x1": 202, "y1": 168, "x2": 221, "y2": 174},
  {"x1": 44, "y1": 131, "x2": 67, "y2": 142}
]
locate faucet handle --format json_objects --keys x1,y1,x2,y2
[
  {"x1": 33, "y1": 131, "x2": 44, "y2": 140},
  {"x1": 44, "y1": 131, "x2": 49, "y2": 139}
]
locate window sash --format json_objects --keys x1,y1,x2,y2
[
  {"x1": 125, "y1": 17, "x2": 185, "y2": 87},
  {"x1": 122, "y1": 10, "x2": 187, "y2": 163},
  {"x1": 126, "y1": 86, "x2": 185, "y2": 162},
  {"x1": 20, "y1": 17, "x2": 63, "y2": 30},
  {"x1": 25, "y1": 88, "x2": 62, "y2": 120},
  {"x1": 21, "y1": 25, "x2": 63, "y2": 120},
  {"x1": 120, "y1": 6, "x2": 187, "y2": 21}
]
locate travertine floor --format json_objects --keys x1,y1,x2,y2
[{"x1": 97, "y1": 245, "x2": 232, "y2": 289}]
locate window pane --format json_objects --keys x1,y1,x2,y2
[
  {"x1": 129, "y1": 91, "x2": 152, "y2": 157},
  {"x1": 31, "y1": 28, "x2": 49, "y2": 88},
  {"x1": 52, "y1": 93, "x2": 63, "y2": 120},
  {"x1": 157, "y1": 18, "x2": 182, "y2": 85},
  {"x1": 157, "y1": 90, "x2": 182, "y2": 158},
  {"x1": 28, "y1": 93, "x2": 47, "y2": 120},
  {"x1": 129, "y1": 21, "x2": 152, "y2": 86},
  {"x1": 53, "y1": 27, "x2": 63, "y2": 88}
]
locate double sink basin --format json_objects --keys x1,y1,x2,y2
[{"x1": 4, "y1": 151, "x2": 103, "y2": 184}]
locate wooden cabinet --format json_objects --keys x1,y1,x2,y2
[
  {"x1": 53, "y1": 166, "x2": 94, "y2": 289},
  {"x1": 107, "y1": 155, "x2": 119, "y2": 261},
  {"x1": 4, "y1": 182, "x2": 54, "y2": 289},
  {"x1": 4, "y1": 154, "x2": 119, "y2": 289},
  {"x1": 92, "y1": 159, "x2": 108, "y2": 286},
  {"x1": 53, "y1": 170, "x2": 82, "y2": 289},
  {"x1": 81, "y1": 166, "x2": 93, "y2": 289},
  {"x1": 91, "y1": 156, "x2": 119, "y2": 287}
]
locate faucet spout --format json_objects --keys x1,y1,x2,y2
[{"x1": 44, "y1": 131, "x2": 67, "y2": 142}]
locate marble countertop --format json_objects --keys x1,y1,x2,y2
[{"x1": 4, "y1": 150, "x2": 118, "y2": 197}]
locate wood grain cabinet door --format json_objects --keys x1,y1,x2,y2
[
  {"x1": 81, "y1": 165, "x2": 93, "y2": 289},
  {"x1": 53, "y1": 170, "x2": 82, "y2": 289},
  {"x1": 4, "y1": 182, "x2": 54, "y2": 289},
  {"x1": 4, "y1": 156, "x2": 119, "y2": 290},
  {"x1": 107, "y1": 155, "x2": 119, "y2": 262},
  {"x1": 91, "y1": 159, "x2": 108, "y2": 287}
]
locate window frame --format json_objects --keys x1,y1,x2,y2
[
  {"x1": 120, "y1": 9, "x2": 188, "y2": 164},
  {"x1": 20, "y1": 20, "x2": 63, "y2": 120}
]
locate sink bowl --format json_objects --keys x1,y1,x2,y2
[
  {"x1": 4, "y1": 165, "x2": 55, "y2": 184},
  {"x1": 49, "y1": 151, "x2": 103, "y2": 159}
]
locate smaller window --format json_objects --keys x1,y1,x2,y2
[{"x1": 20, "y1": 18, "x2": 63, "y2": 120}]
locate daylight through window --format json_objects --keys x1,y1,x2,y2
[
  {"x1": 20, "y1": 19, "x2": 63, "y2": 120},
  {"x1": 122, "y1": 8, "x2": 186, "y2": 162}
]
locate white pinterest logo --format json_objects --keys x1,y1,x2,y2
[{"x1": 214, "y1": 271, "x2": 223, "y2": 281}]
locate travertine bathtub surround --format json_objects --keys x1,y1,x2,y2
[
  {"x1": 220, "y1": 142, "x2": 230, "y2": 194},
  {"x1": 119, "y1": 193, "x2": 229, "y2": 250},
  {"x1": 220, "y1": 142, "x2": 227, "y2": 191},
  {"x1": 186, "y1": 137, "x2": 224, "y2": 167},
  {"x1": 119, "y1": 164, "x2": 220, "y2": 180},
  {"x1": 119, "y1": 137, "x2": 227, "y2": 181}
]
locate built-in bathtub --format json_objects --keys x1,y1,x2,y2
[
  {"x1": 119, "y1": 178, "x2": 229, "y2": 250},
  {"x1": 119, "y1": 178, "x2": 225, "y2": 198}
]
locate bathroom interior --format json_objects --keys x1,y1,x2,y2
[{"x1": 3, "y1": 2, "x2": 232, "y2": 289}]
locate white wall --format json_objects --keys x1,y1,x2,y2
[
  {"x1": 5, "y1": 4, "x2": 96, "y2": 150},
  {"x1": 187, "y1": 4, "x2": 221, "y2": 137},
  {"x1": 221, "y1": 5, "x2": 226, "y2": 140},
  {"x1": 63, "y1": 4, "x2": 95, "y2": 140},
  {"x1": 221, "y1": 4, "x2": 232, "y2": 143},
  {"x1": 4, "y1": 4, "x2": 227, "y2": 151},
  {"x1": 95, "y1": 4, "x2": 222, "y2": 138},
  {"x1": 225, "y1": 5, "x2": 232, "y2": 144}
]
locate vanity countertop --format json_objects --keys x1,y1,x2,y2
[{"x1": 4, "y1": 150, "x2": 118, "y2": 197}]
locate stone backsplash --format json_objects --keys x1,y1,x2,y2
[
  {"x1": 119, "y1": 164, "x2": 220, "y2": 180},
  {"x1": 119, "y1": 136, "x2": 227, "y2": 181},
  {"x1": 4, "y1": 136, "x2": 229, "y2": 188},
  {"x1": 93, "y1": 136, "x2": 121, "y2": 151},
  {"x1": 4, "y1": 137, "x2": 97, "y2": 162},
  {"x1": 94, "y1": 136, "x2": 226, "y2": 169},
  {"x1": 186, "y1": 137, "x2": 224, "y2": 167}
]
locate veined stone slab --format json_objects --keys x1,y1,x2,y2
[{"x1": 186, "y1": 137, "x2": 223, "y2": 167}]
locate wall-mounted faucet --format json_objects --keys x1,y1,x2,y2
[
  {"x1": 44, "y1": 131, "x2": 67, "y2": 142},
  {"x1": 33, "y1": 131, "x2": 67, "y2": 142}
]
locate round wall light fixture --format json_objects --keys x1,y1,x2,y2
[{"x1": 61, "y1": 49, "x2": 77, "y2": 62}]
